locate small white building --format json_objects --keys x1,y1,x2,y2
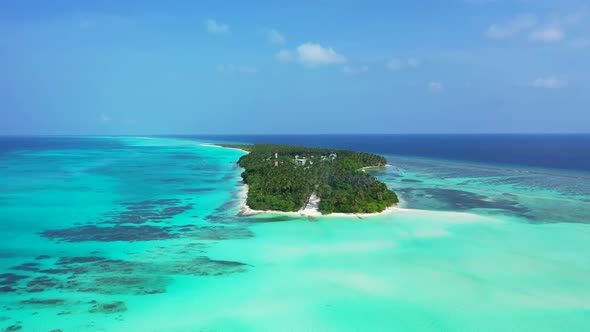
[{"x1": 295, "y1": 158, "x2": 306, "y2": 166}]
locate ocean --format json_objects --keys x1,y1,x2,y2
[
  {"x1": 182, "y1": 134, "x2": 590, "y2": 173},
  {"x1": 0, "y1": 135, "x2": 589, "y2": 331}
]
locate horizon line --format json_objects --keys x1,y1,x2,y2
[{"x1": 2, "y1": 132, "x2": 590, "y2": 137}]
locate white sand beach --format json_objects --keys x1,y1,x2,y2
[{"x1": 238, "y1": 184, "x2": 402, "y2": 219}]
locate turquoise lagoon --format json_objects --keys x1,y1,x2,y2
[{"x1": 0, "y1": 136, "x2": 589, "y2": 331}]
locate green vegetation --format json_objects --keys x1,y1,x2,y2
[{"x1": 221, "y1": 144, "x2": 398, "y2": 214}]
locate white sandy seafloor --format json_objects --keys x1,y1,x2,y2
[
  {"x1": 0, "y1": 137, "x2": 589, "y2": 332},
  {"x1": 119, "y1": 207, "x2": 590, "y2": 332}
]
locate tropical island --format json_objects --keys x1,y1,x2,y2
[{"x1": 219, "y1": 144, "x2": 398, "y2": 215}]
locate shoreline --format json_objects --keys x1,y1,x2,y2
[
  {"x1": 199, "y1": 143, "x2": 249, "y2": 154},
  {"x1": 203, "y1": 142, "x2": 401, "y2": 219},
  {"x1": 238, "y1": 184, "x2": 402, "y2": 219},
  {"x1": 360, "y1": 164, "x2": 393, "y2": 172}
]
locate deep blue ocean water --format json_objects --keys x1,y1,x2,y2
[
  {"x1": 3, "y1": 134, "x2": 589, "y2": 173},
  {"x1": 181, "y1": 134, "x2": 590, "y2": 173}
]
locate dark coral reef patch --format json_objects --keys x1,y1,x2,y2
[
  {"x1": 26, "y1": 276, "x2": 61, "y2": 293},
  {"x1": 10, "y1": 263, "x2": 40, "y2": 272},
  {"x1": 3, "y1": 324, "x2": 22, "y2": 331},
  {"x1": 101, "y1": 198, "x2": 194, "y2": 225},
  {"x1": 10, "y1": 253, "x2": 248, "y2": 297},
  {"x1": 399, "y1": 187, "x2": 532, "y2": 217},
  {"x1": 89, "y1": 301, "x2": 127, "y2": 314},
  {"x1": 19, "y1": 298, "x2": 66, "y2": 306},
  {"x1": 41, "y1": 224, "x2": 252, "y2": 243},
  {"x1": 0, "y1": 274, "x2": 28, "y2": 291},
  {"x1": 41, "y1": 225, "x2": 178, "y2": 242}
]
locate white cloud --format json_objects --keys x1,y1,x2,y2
[
  {"x1": 386, "y1": 58, "x2": 403, "y2": 71},
  {"x1": 206, "y1": 19, "x2": 230, "y2": 35},
  {"x1": 99, "y1": 113, "x2": 111, "y2": 122},
  {"x1": 487, "y1": 10, "x2": 587, "y2": 43},
  {"x1": 486, "y1": 14, "x2": 537, "y2": 39},
  {"x1": 275, "y1": 49, "x2": 293, "y2": 62},
  {"x1": 407, "y1": 57, "x2": 421, "y2": 68},
  {"x1": 386, "y1": 57, "x2": 420, "y2": 71},
  {"x1": 296, "y1": 43, "x2": 347, "y2": 67},
  {"x1": 267, "y1": 28, "x2": 285, "y2": 44},
  {"x1": 428, "y1": 81, "x2": 444, "y2": 92},
  {"x1": 529, "y1": 27, "x2": 564, "y2": 42},
  {"x1": 528, "y1": 9, "x2": 590, "y2": 43},
  {"x1": 342, "y1": 65, "x2": 369, "y2": 75},
  {"x1": 218, "y1": 64, "x2": 258, "y2": 74},
  {"x1": 531, "y1": 77, "x2": 568, "y2": 89}
]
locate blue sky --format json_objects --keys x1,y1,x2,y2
[{"x1": 1, "y1": 0, "x2": 589, "y2": 135}]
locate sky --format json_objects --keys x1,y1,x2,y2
[{"x1": 1, "y1": 0, "x2": 589, "y2": 135}]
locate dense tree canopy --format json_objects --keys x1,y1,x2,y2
[{"x1": 221, "y1": 144, "x2": 398, "y2": 214}]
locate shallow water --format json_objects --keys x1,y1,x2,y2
[{"x1": 0, "y1": 136, "x2": 589, "y2": 331}]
